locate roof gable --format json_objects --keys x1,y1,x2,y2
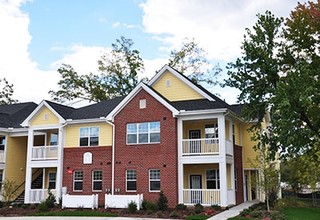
[
  {"x1": 106, "y1": 83, "x2": 179, "y2": 121},
  {"x1": 148, "y1": 65, "x2": 214, "y2": 102}
]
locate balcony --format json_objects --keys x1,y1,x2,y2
[
  {"x1": 183, "y1": 189, "x2": 220, "y2": 205},
  {"x1": 0, "y1": 150, "x2": 5, "y2": 163},
  {"x1": 29, "y1": 189, "x2": 56, "y2": 203},
  {"x1": 182, "y1": 138, "x2": 219, "y2": 156},
  {"x1": 32, "y1": 146, "x2": 58, "y2": 160}
]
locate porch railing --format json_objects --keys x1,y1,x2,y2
[
  {"x1": 32, "y1": 146, "x2": 58, "y2": 160},
  {"x1": 29, "y1": 189, "x2": 56, "y2": 203},
  {"x1": 182, "y1": 138, "x2": 219, "y2": 156},
  {"x1": 183, "y1": 189, "x2": 220, "y2": 205},
  {"x1": 0, "y1": 150, "x2": 4, "y2": 163}
]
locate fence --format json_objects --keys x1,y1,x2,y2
[
  {"x1": 105, "y1": 194, "x2": 143, "y2": 210},
  {"x1": 62, "y1": 194, "x2": 98, "y2": 209}
]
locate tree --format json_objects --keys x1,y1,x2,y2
[
  {"x1": 49, "y1": 36, "x2": 145, "y2": 102},
  {"x1": 168, "y1": 38, "x2": 221, "y2": 86},
  {"x1": 0, "y1": 78, "x2": 17, "y2": 105},
  {"x1": 225, "y1": 2, "x2": 320, "y2": 159}
]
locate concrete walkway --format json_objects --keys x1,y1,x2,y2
[{"x1": 208, "y1": 200, "x2": 259, "y2": 220}]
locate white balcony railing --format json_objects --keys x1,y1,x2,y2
[
  {"x1": 182, "y1": 138, "x2": 219, "y2": 156},
  {"x1": 183, "y1": 189, "x2": 220, "y2": 205},
  {"x1": 0, "y1": 150, "x2": 5, "y2": 163},
  {"x1": 29, "y1": 189, "x2": 56, "y2": 203},
  {"x1": 32, "y1": 146, "x2": 58, "y2": 160}
]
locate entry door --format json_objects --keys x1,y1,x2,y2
[
  {"x1": 190, "y1": 175, "x2": 202, "y2": 204},
  {"x1": 189, "y1": 130, "x2": 201, "y2": 153}
]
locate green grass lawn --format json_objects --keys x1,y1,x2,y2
[
  {"x1": 282, "y1": 207, "x2": 320, "y2": 220},
  {"x1": 30, "y1": 210, "x2": 118, "y2": 217}
]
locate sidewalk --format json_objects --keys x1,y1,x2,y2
[{"x1": 208, "y1": 200, "x2": 259, "y2": 220}]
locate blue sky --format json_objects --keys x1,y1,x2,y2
[{"x1": 0, "y1": 0, "x2": 309, "y2": 105}]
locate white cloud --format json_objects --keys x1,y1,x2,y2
[{"x1": 140, "y1": 0, "x2": 303, "y2": 61}]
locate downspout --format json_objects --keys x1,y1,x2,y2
[{"x1": 106, "y1": 120, "x2": 115, "y2": 195}]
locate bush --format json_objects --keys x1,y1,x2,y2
[
  {"x1": 38, "y1": 201, "x2": 49, "y2": 212},
  {"x1": 250, "y1": 210, "x2": 263, "y2": 218},
  {"x1": 175, "y1": 203, "x2": 187, "y2": 210},
  {"x1": 169, "y1": 210, "x2": 180, "y2": 218},
  {"x1": 143, "y1": 200, "x2": 158, "y2": 212},
  {"x1": 269, "y1": 211, "x2": 287, "y2": 220},
  {"x1": 157, "y1": 191, "x2": 168, "y2": 211},
  {"x1": 240, "y1": 208, "x2": 250, "y2": 217},
  {"x1": 156, "y1": 211, "x2": 163, "y2": 218},
  {"x1": 211, "y1": 204, "x2": 221, "y2": 211},
  {"x1": 45, "y1": 190, "x2": 56, "y2": 208},
  {"x1": 194, "y1": 203, "x2": 204, "y2": 214},
  {"x1": 128, "y1": 201, "x2": 137, "y2": 214}
]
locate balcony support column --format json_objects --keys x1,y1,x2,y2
[
  {"x1": 56, "y1": 126, "x2": 64, "y2": 203},
  {"x1": 177, "y1": 118, "x2": 184, "y2": 204},
  {"x1": 25, "y1": 129, "x2": 34, "y2": 203},
  {"x1": 218, "y1": 115, "x2": 228, "y2": 207}
]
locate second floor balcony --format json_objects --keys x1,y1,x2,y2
[{"x1": 32, "y1": 146, "x2": 58, "y2": 160}]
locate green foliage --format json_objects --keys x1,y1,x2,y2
[
  {"x1": 239, "y1": 208, "x2": 250, "y2": 217},
  {"x1": 169, "y1": 210, "x2": 180, "y2": 219},
  {"x1": 38, "y1": 201, "x2": 49, "y2": 212},
  {"x1": 50, "y1": 36, "x2": 145, "y2": 102},
  {"x1": 168, "y1": 38, "x2": 221, "y2": 87},
  {"x1": 269, "y1": 211, "x2": 287, "y2": 220},
  {"x1": 282, "y1": 207, "x2": 320, "y2": 220},
  {"x1": 142, "y1": 200, "x2": 157, "y2": 212},
  {"x1": 210, "y1": 204, "x2": 221, "y2": 211},
  {"x1": 185, "y1": 214, "x2": 209, "y2": 220},
  {"x1": 45, "y1": 190, "x2": 56, "y2": 208},
  {"x1": 175, "y1": 203, "x2": 187, "y2": 210},
  {"x1": 127, "y1": 201, "x2": 137, "y2": 214},
  {"x1": 194, "y1": 203, "x2": 204, "y2": 214},
  {"x1": 157, "y1": 191, "x2": 168, "y2": 211},
  {"x1": 1, "y1": 179, "x2": 18, "y2": 204},
  {"x1": 249, "y1": 210, "x2": 263, "y2": 218},
  {"x1": 31, "y1": 210, "x2": 118, "y2": 216},
  {"x1": 0, "y1": 78, "x2": 17, "y2": 105}
]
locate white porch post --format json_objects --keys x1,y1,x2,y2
[
  {"x1": 218, "y1": 115, "x2": 228, "y2": 207},
  {"x1": 25, "y1": 129, "x2": 34, "y2": 203},
  {"x1": 56, "y1": 126, "x2": 64, "y2": 203},
  {"x1": 177, "y1": 118, "x2": 184, "y2": 204}
]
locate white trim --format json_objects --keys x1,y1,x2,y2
[
  {"x1": 73, "y1": 170, "x2": 84, "y2": 192},
  {"x1": 149, "y1": 169, "x2": 161, "y2": 192},
  {"x1": 21, "y1": 100, "x2": 66, "y2": 127},
  {"x1": 148, "y1": 65, "x2": 215, "y2": 101},
  {"x1": 64, "y1": 118, "x2": 107, "y2": 125},
  {"x1": 92, "y1": 170, "x2": 103, "y2": 192},
  {"x1": 106, "y1": 83, "x2": 179, "y2": 121},
  {"x1": 79, "y1": 126, "x2": 99, "y2": 147},
  {"x1": 126, "y1": 169, "x2": 137, "y2": 192}
]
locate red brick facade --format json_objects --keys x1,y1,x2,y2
[
  {"x1": 113, "y1": 89, "x2": 178, "y2": 207},
  {"x1": 234, "y1": 145, "x2": 244, "y2": 204},
  {"x1": 63, "y1": 147, "x2": 112, "y2": 206}
]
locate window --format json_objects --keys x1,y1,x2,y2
[
  {"x1": 126, "y1": 170, "x2": 137, "y2": 191},
  {"x1": 0, "y1": 136, "x2": 5, "y2": 151},
  {"x1": 205, "y1": 124, "x2": 218, "y2": 139},
  {"x1": 92, "y1": 170, "x2": 102, "y2": 191},
  {"x1": 73, "y1": 171, "x2": 83, "y2": 191},
  {"x1": 48, "y1": 172, "x2": 56, "y2": 189},
  {"x1": 50, "y1": 133, "x2": 58, "y2": 145},
  {"x1": 127, "y1": 122, "x2": 160, "y2": 144},
  {"x1": 149, "y1": 169, "x2": 160, "y2": 191},
  {"x1": 206, "y1": 169, "x2": 220, "y2": 189},
  {"x1": 139, "y1": 99, "x2": 146, "y2": 109},
  {"x1": 80, "y1": 127, "x2": 99, "y2": 146}
]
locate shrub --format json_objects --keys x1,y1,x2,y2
[
  {"x1": 156, "y1": 211, "x2": 163, "y2": 218},
  {"x1": 38, "y1": 201, "x2": 49, "y2": 212},
  {"x1": 194, "y1": 203, "x2": 204, "y2": 214},
  {"x1": 250, "y1": 210, "x2": 263, "y2": 218},
  {"x1": 157, "y1": 191, "x2": 168, "y2": 211},
  {"x1": 143, "y1": 200, "x2": 158, "y2": 212},
  {"x1": 169, "y1": 210, "x2": 180, "y2": 218},
  {"x1": 240, "y1": 208, "x2": 250, "y2": 217},
  {"x1": 269, "y1": 211, "x2": 287, "y2": 220},
  {"x1": 175, "y1": 203, "x2": 187, "y2": 210},
  {"x1": 128, "y1": 201, "x2": 137, "y2": 214},
  {"x1": 211, "y1": 204, "x2": 221, "y2": 211},
  {"x1": 45, "y1": 189, "x2": 56, "y2": 208}
]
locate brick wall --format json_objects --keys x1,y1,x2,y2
[
  {"x1": 63, "y1": 147, "x2": 112, "y2": 206},
  {"x1": 114, "y1": 89, "x2": 178, "y2": 207},
  {"x1": 234, "y1": 144, "x2": 244, "y2": 204}
]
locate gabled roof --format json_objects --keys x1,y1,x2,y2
[
  {"x1": 148, "y1": 64, "x2": 215, "y2": 101},
  {"x1": 0, "y1": 102, "x2": 37, "y2": 128},
  {"x1": 106, "y1": 82, "x2": 179, "y2": 121},
  {"x1": 45, "y1": 100, "x2": 75, "y2": 119}
]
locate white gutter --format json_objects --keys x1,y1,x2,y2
[
  {"x1": 106, "y1": 120, "x2": 115, "y2": 195},
  {"x1": 178, "y1": 108, "x2": 228, "y2": 116},
  {"x1": 64, "y1": 118, "x2": 106, "y2": 124}
]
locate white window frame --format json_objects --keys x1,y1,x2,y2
[
  {"x1": 92, "y1": 170, "x2": 102, "y2": 191},
  {"x1": 206, "y1": 169, "x2": 220, "y2": 189},
  {"x1": 48, "y1": 172, "x2": 56, "y2": 189},
  {"x1": 73, "y1": 171, "x2": 83, "y2": 191},
  {"x1": 126, "y1": 122, "x2": 160, "y2": 145},
  {"x1": 126, "y1": 170, "x2": 137, "y2": 192},
  {"x1": 149, "y1": 169, "x2": 160, "y2": 192},
  {"x1": 0, "y1": 136, "x2": 5, "y2": 151},
  {"x1": 79, "y1": 127, "x2": 99, "y2": 146}
]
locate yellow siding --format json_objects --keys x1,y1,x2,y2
[
  {"x1": 234, "y1": 121, "x2": 241, "y2": 146},
  {"x1": 227, "y1": 164, "x2": 231, "y2": 189},
  {"x1": 183, "y1": 120, "x2": 218, "y2": 139},
  {"x1": 152, "y1": 70, "x2": 204, "y2": 101},
  {"x1": 242, "y1": 123, "x2": 259, "y2": 169},
  {"x1": 183, "y1": 164, "x2": 219, "y2": 188},
  {"x1": 4, "y1": 136, "x2": 27, "y2": 198},
  {"x1": 225, "y1": 120, "x2": 230, "y2": 140},
  {"x1": 30, "y1": 106, "x2": 59, "y2": 126},
  {"x1": 64, "y1": 122, "x2": 112, "y2": 147}
]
